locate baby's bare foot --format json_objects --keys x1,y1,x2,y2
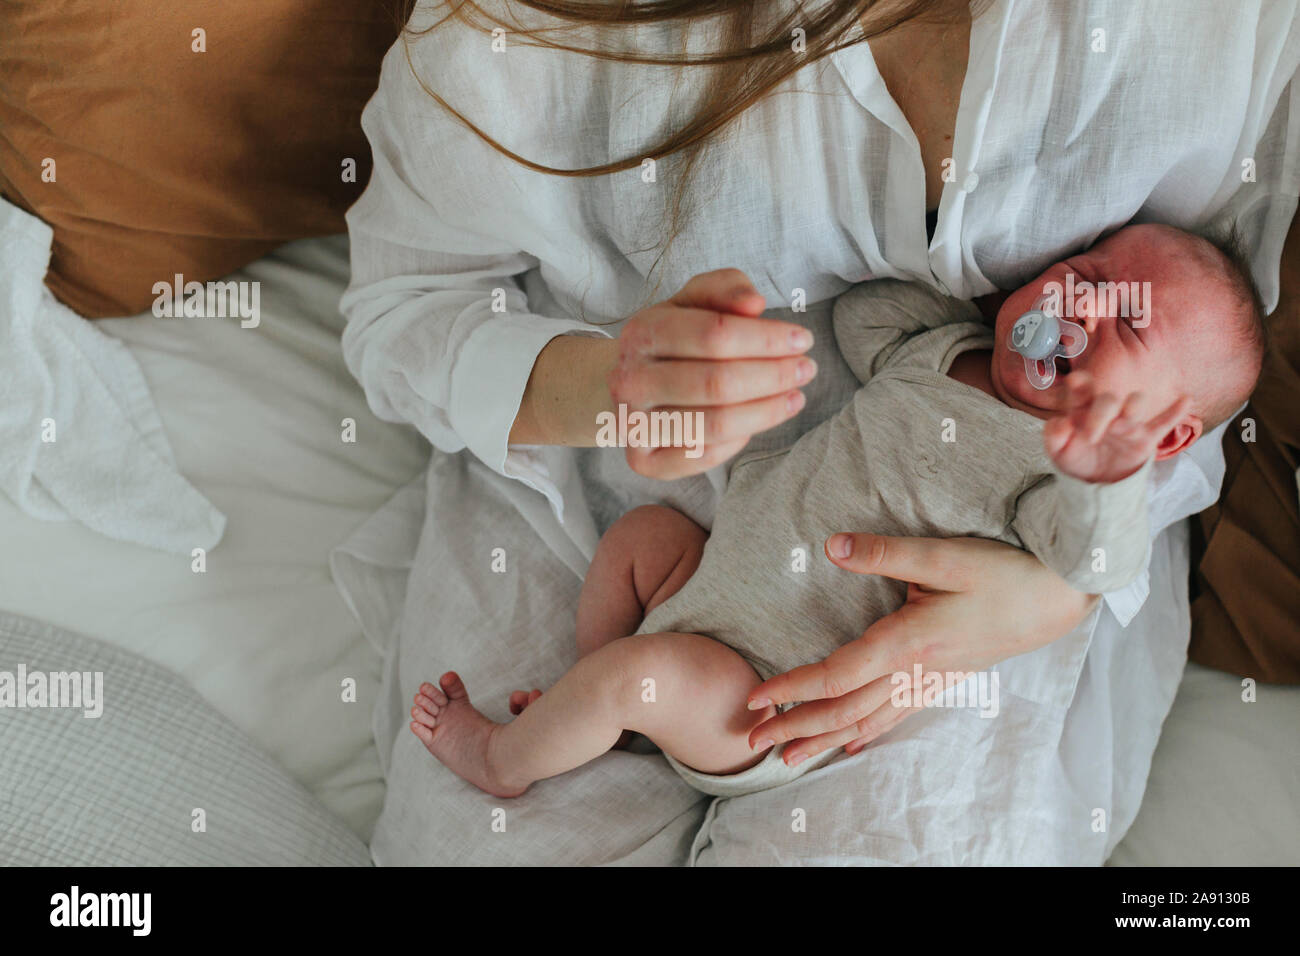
[
  {"x1": 409, "y1": 672, "x2": 528, "y2": 798},
  {"x1": 507, "y1": 688, "x2": 543, "y2": 715}
]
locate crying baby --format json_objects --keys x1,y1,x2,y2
[{"x1": 409, "y1": 222, "x2": 1265, "y2": 799}]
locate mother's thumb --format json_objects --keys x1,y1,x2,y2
[
  {"x1": 670, "y1": 268, "x2": 765, "y2": 316},
  {"x1": 825, "y1": 533, "x2": 957, "y2": 589}
]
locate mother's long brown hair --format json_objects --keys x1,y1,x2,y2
[{"x1": 401, "y1": 0, "x2": 958, "y2": 301}]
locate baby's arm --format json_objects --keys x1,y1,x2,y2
[
  {"x1": 1012, "y1": 460, "x2": 1153, "y2": 594},
  {"x1": 1012, "y1": 376, "x2": 1192, "y2": 594},
  {"x1": 832, "y1": 279, "x2": 981, "y2": 385}
]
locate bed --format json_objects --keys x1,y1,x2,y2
[{"x1": 1, "y1": 233, "x2": 1296, "y2": 865}]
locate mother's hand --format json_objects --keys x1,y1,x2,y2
[
  {"x1": 746, "y1": 534, "x2": 1098, "y2": 766},
  {"x1": 607, "y1": 268, "x2": 816, "y2": 479}
]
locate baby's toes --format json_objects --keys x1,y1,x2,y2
[
  {"x1": 418, "y1": 681, "x2": 448, "y2": 707},
  {"x1": 439, "y1": 671, "x2": 470, "y2": 702},
  {"x1": 411, "y1": 701, "x2": 439, "y2": 728},
  {"x1": 415, "y1": 690, "x2": 444, "y2": 715},
  {"x1": 508, "y1": 690, "x2": 530, "y2": 715},
  {"x1": 409, "y1": 720, "x2": 435, "y2": 747}
]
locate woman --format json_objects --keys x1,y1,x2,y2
[{"x1": 339, "y1": 0, "x2": 1299, "y2": 863}]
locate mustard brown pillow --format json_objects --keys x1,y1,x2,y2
[{"x1": 0, "y1": 0, "x2": 408, "y2": 317}]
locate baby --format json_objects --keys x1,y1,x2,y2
[{"x1": 410, "y1": 223, "x2": 1265, "y2": 798}]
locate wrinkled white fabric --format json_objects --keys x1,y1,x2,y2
[
  {"x1": 0, "y1": 199, "x2": 225, "y2": 555},
  {"x1": 338, "y1": 0, "x2": 1300, "y2": 864}
]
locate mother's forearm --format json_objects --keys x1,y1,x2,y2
[{"x1": 509, "y1": 335, "x2": 620, "y2": 447}]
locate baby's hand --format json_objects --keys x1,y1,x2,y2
[{"x1": 1043, "y1": 373, "x2": 1191, "y2": 484}]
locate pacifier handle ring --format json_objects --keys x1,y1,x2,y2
[
  {"x1": 1031, "y1": 292, "x2": 1061, "y2": 318},
  {"x1": 1056, "y1": 318, "x2": 1089, "y2": 359},
  {"x1": 1023, "y1": 354, "x2": 1057, "y2": 390}
]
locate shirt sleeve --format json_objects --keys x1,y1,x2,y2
[
  {"x1": 1199, "y1": 30, "x2": 1300, "y2": 313},
  {"x1": 1012, "y1": 460, "x2": 1154, "y2": 596},
  {"x1": 830, "y1": 279, "x2": 982, "y2": 385},
  {"x1": 339, "y1": 25, "x2": 611, "y2": 487}
]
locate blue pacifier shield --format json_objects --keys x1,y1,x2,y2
[{"x1": 1009, "y1": 295, "x2": 1087, "y2": 390}]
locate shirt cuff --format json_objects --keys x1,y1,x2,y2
[
  {"x1": 1036, "y1": 461, "x2": 1153, "y2": 626},
  {"x1": 1059, "y1": 460, "x2": 1154, "y2": 627},
  {"x1": 448, "y1": 313, "x2": 611, "y2": 483},
  {"x1": 1101, "y1": 570, "x2": 1151, "y2": 628},
  {"x1": 1048, "y1": 458, "x2": 1153, "y2": 520}
]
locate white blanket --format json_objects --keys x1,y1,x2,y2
[
  {"x1": 0, "y1": 199, "x2": 225, "y2": 554},
  {"x1": 0, "y1": 610, "x2": 371, "y2": 865},
  {"x1": 0, "y1": 234, "x2": 430, "y2": 841}
]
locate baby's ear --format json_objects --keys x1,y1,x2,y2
[{"x1": 1154, "y1": 414, "x2": 1203, "y2": 460}]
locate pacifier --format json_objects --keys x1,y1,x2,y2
[{"x1": 1008, "y1": 294, "x2": 1088, "y2": 390}]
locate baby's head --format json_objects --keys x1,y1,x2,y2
[{"x1": 991, "y1": 223, "x2": 1266, "y2": 459}]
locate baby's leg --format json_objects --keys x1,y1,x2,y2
[
  {"x1": 575, "y1": 505, "x2": 707, "y2": 658},
  {"x1": 507, "y1": 504, "x2": 705, "y2": 727},
  {"x1": 411, "y1": 632, "x2": 778, "y2": 798}
]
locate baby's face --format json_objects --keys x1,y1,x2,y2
[{"x1": 990, "y1": 223, "x2": 1227, "y2": 425}]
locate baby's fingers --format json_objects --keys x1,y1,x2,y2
[
  {"x1": 1043, "y1": 414, "x2": 1075, "y2": 458},
  {"x1": 1115, "y1": 391, "x2": 1148, "y2": 422},
  {"x1": 1143, "y1": 394, "x2": 1192, "y2": 438},
  {"x1": 1064, "y1": 370, "x2": 1095, "y2": 413},
  {"x1": 1080, "y1": 391, "x2": 1123, "y2": 443}
]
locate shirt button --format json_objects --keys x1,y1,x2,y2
[{"x1": 962, "y1": 171, "x2": 980, "y2": 192}]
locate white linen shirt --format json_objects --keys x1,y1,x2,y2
[
  {"x1": 339, "y1": 0, "x2": 1300, "y2": 862},
  {"x1": 342, "y1": 0, "x2": 1300, "y2": 613}
]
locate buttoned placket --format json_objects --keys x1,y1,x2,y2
[{"x1": 826, "y1": 1, "x2": 1012, "y2": 299}]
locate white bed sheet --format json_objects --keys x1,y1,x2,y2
[
  {"x1": 0, "y1": 234, "x2": 1293, "y2": 861},
  {"x1": 0, "y1": 235, "x2": 429, "y2": 840},
  {"x1": 1110, "y1": 663, "x2": 1300, "y2": 866}
]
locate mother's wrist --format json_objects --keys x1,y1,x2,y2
[
  {"x1": 1052, "y1": 577, "x2": 1100, "y2": 634},
  {"x1": 510, "y1": 334, "x2": 619, "y2": 446}
]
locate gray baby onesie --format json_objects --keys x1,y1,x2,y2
[{"x1": 636, "y1": 279, "x2": 1152, "y2": 796}]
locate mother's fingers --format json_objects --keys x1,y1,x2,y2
[
  {"x1": 635, "y1": 306, "x2": 814, "y2": 359},
  {"x1": 621, "y1": 391, "x2": 803, "y2": 469},
  {"x1": 779, "y1": 723, "x2": 865, "y2": 766},
  {"x1": 780, "y1": 697, "x2": 916, "y2": 765},
  {"x1": 668, "y1": 267, "x2": 768, "y2": 318},
  {"x1": 823, "y1": 532, "x2": 978, "y2": 593},
  {"x1": 748, "y1": 616, "x2": 907, "y2": 709},
  {"x1": 841, "y1": 698, "x2": 918, "y2": 756},
  {"x1": 665, "y1": 390, "x2": 806, "y2": 444},
  {"x1": 747, "y1": 673, "x2": 895, "y2": 750},
  {"x1": 611, "y1": 354, "x2": 815, "y2": 407},
  {"x1": 625, "y1": 435, "x2": 750, "y2": 480}
]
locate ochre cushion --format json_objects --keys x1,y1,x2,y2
[
  {"x1": 1189, "y1": 209, "x2": 1300, "y2": 684},
  {"x1": 0, "y1": 1, "x2": 408, "y2": 317}
]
